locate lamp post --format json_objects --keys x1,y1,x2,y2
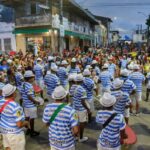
[{"x1": 138, "y1": 12, "x2": 150, "y2": 46}]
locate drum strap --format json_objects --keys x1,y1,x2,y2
[
  {"x1": 49, "y1": 103, "x2": 67, "y2": 125},
  {"x1": 103, "y1": 113, "x2": 117, "y2": 128}
]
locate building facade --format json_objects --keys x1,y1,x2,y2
[
  {"x1": 0, "y1": 22, "x2": 16, "y2": 53},
  {"x1": 1, "y1": 0, "x2": 98, "y2": 54}
]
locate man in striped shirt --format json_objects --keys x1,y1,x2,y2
[
  {"x1": 91, "y1": 60, "x2": 101, "y2": 76},
  {"x1": 42, "y1": 86, "x2": 78, "y2": 150},
  {"x1": 73, "y1": 74, "x2": 90, "y2": 142},
  {"x1": 96, "y1": 92, "x2": 127, "y2": 150},
  {"x1": 68, "y1": 58, "x2": 81, "y2": 74},
  {"x1": 0, "y1": 84, "x2": 29, "y2": 150},
  {"x1": 99, "y1": 64, "x2": 113, "y2": 95},
  {"x1": 14, "y1": 65, "x2": 24, "y2": 92},
  {"x1": 33, "y1": 58, "x2": 44, "y2": 90},
  {"x1": 108, "y1": 58, "x2": 116, "y2": 78},
  {"x1": 82, "y1": 69, "x2": 95, "y2": 122},
  {"x1": 128, "y1": 64, "x2": 145, "y2": 115},
  {"x1": 57, "y1": 60, "x2": 69, "y2": 90},
  {"x1": 111, "y1": 78, "x2": 131, "y2": 124},
  {"x1": 44, "y1": 64, "x2": 60, "y2": 100},
  {"x1": 20, "y1": 71, "x2": 40, "y2": 137},
  {"x1": 120, "y1": 69, "x2": 136, "y2": 95}
]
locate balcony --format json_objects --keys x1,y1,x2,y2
[{"x1": 15, "y1": 14, "x2": 52, "y2": 28}]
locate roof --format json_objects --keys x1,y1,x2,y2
[
  {"x1": 65, "y1": 0, "x2": 99, "y2": 24},
  {"x1": 95, "y1": 15, "x2": 112, "y2": 23}
]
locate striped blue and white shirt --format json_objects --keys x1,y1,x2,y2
[
  {"x1": 57, "y1": 67, "x2": 68, "y2": 87},
  {"x1": 69, "y1": 84, "x2": 78, "y2": 97},
  {"x1": 20, "y1": 82, "x2": 36, "y2": 108},
  {"x1": 108, "y1": 64, "x2": 116, "y2": 77},
  {"x1": 15, "y1": 72, "x2": 23, "y2": 87},
  {"x1": 129, "y1": 72, "x2": 145, "y2": 93},
  {"x1": 44, "y1": 73, "x2": 60, "y2": 96},
  {"x1": 99, "y1": 71, "x2": 113, "y2": 88},
  {"x1": 120, "y1": 77, "x2": 136, "y2": 94},
  {"x1": 0, "y1": 99, "x2": 25, "y2": 134},
  {"x1": 73, "y1": 85, "x2": 87, "y2": 111},
  {"x1": 111, "y1": 90, "x2": 131, "y2": 115},
  {"x1": 33, "y1": 64, "x2": 44, "y2": 81},
  {"x1": 120, "y1": 59, "x2": 127, "y2": 69},
  {"x1": 94, "y1": 66, "x2": 101, "y2": 76},
  {"x1": 68, "y1": 66, "x2": 81, "y2": 74},
  {"x1": 42, "y1": 103, "x2": 78, "y2": 149},
  {"x1": 96, "y1": 110, "x2": 126, "y2": 148},
  {"x1": 82, "y1": 77, "x2": 94, "y2": 102}
]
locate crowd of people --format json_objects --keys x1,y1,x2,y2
[{"x1": 0, "y1": 46, "x2": 149, "y2": 150}]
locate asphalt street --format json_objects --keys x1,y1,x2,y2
[{"x1": 25, "y1": 87, "x2": 150, "y2": 150}]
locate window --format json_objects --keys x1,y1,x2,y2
[
  {"x1": 4, "y1": 38, "x2": 11, "y2": 52},
  {"x1": 31, "y1": 3, "x2": 36, "y2": 15},
  {"x1": 43, "y1": 37, "x2": 51, "y2": 50},
  {"x1": 0, "y1": 39, "x2": 2, "y2": 50}
]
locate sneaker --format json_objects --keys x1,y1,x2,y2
[
  {"x1": 30, "y1": 131, "x2": 40, "y2": 137},
  {"x1": 79, "y1": 137, "x2": 88, "y2": 143},
  {"x1": 130, "y1": 112, "x2": 135, "y2": 116},
  {"x1": 135, "y1": 112, "x2": 141, "y2": 117}
]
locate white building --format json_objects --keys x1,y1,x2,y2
[{"x1": 0, "y1": 22, "x2": 16, "y2": 53}]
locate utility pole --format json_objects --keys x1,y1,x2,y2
[
  {"x1": 58, "y1": 0, "x2": 64, "y2": 53},
  {"x1": 146, "y1": 15, "x2": 150, "y2": 46}
]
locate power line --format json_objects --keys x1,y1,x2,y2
[{"x1": 78, "y1": 2, "x2": 150, "y2": 7}]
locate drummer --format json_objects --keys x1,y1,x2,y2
[{"x1": 96, "y1": 93, "x2": 127, "y2": 150}]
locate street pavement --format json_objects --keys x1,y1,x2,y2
[{"x1": 25, "y1": 87, "x2": 150, "y2": 150}]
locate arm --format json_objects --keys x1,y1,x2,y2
[
  {"x1": 28, "y1": 95, "x2": 40, "y2": 105},
  {"x1": 81, "y1": 99, "x2": 91, "y2": 114},
  {"x1": 16, "y1": 120, "x2": 29, "y2": 128},
  {"x1": 72, "y1": 126, "x2": 79, "y2": 136}
]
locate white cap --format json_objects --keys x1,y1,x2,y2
[
  {"x1": 48, "y1": 56, "x2": 54, "y2": 61},
  {"x1": 24, "y1": 70, "x2": 35, "y2": 78},
  {"x1": 92, "y1": 60, "x2": 98, "y2": 65},
  {"x1": 61, "y1": 60, "x2": 68, "y2": 65},
  {"x1": 71, "y1": 58, "x2": 77, "y2": 63},
  {"x1": 7, "y1": 59, "x2": 12, "y2": 64},
  {"x1": 68, "y1": 73, "x2": 77, "y2": 81},
  {"x1": 52, "y1": 86, "x2": 68, "y2": 100},
  {"x1": 86, "y1": 65, "x2": 92, "y2": 69},
  {"x1": 128, "y1": 64, "x2": 134, "y2": 70},
  {"x1": 17, "y1": 65, "x2": 22, "y2": 70},
  {"x1": 120, "y1": 69, "x2": 129, "y2": 76},
  {"x1": 75, "y1": 74, "x2": 84, "y2": 82},
  {"x1": 112, "y1": 78, "x2": 124, "y2": 89},
  {"x1": 83, "y1": 69, "x2": 91, "y2": 76},
  {"x1": 2, "y1": 84, "x2": 16, "y2": 97},
  {"x1": 51, "y1": 65, "x2": 58, "y2": 72},
  {"x1": 102, "y1": 63, "x2": 109, "y2": 69},
  {"x1": 56, "y1": 61, "x2": 61, "y2": 65},
  {"x1": 100, "y1": 92, "x2": 116, "y2": 107},
  {"x1": 37, "y1": 58, "x2": 42, "y2": 61},
  {"x1": 133, "y1": 64, "x2": 140, "y2": 70}
]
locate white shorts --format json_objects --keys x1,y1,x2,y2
[
  {"x1": 24, "y1": 107, "x2": 37, "y2": 119},
  {"x1": 97, "y1": 142, "x2": 120, "y2": 150},
  {"x1": 86, "y1": 100, "x2": 95, "y2": 112},
  {"x1": 76, "y1": 110, "x2": 88, "y2": 123},
  {"x1": 131, "y1": 92, "x2": 142, "y2": 103},
  {"x1": 3, "y1": 133, "x2": 25, "y2": 150},
  {"x1": 124, "y1": 108, "x2": 130, "y2": 118},
  {"x1": 51, "y1": 146, "x2": 75, "y2": 150}
]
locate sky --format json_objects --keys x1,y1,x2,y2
[{"x1": 75, "y1": 0, "x2": 150, "y2": 36}]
